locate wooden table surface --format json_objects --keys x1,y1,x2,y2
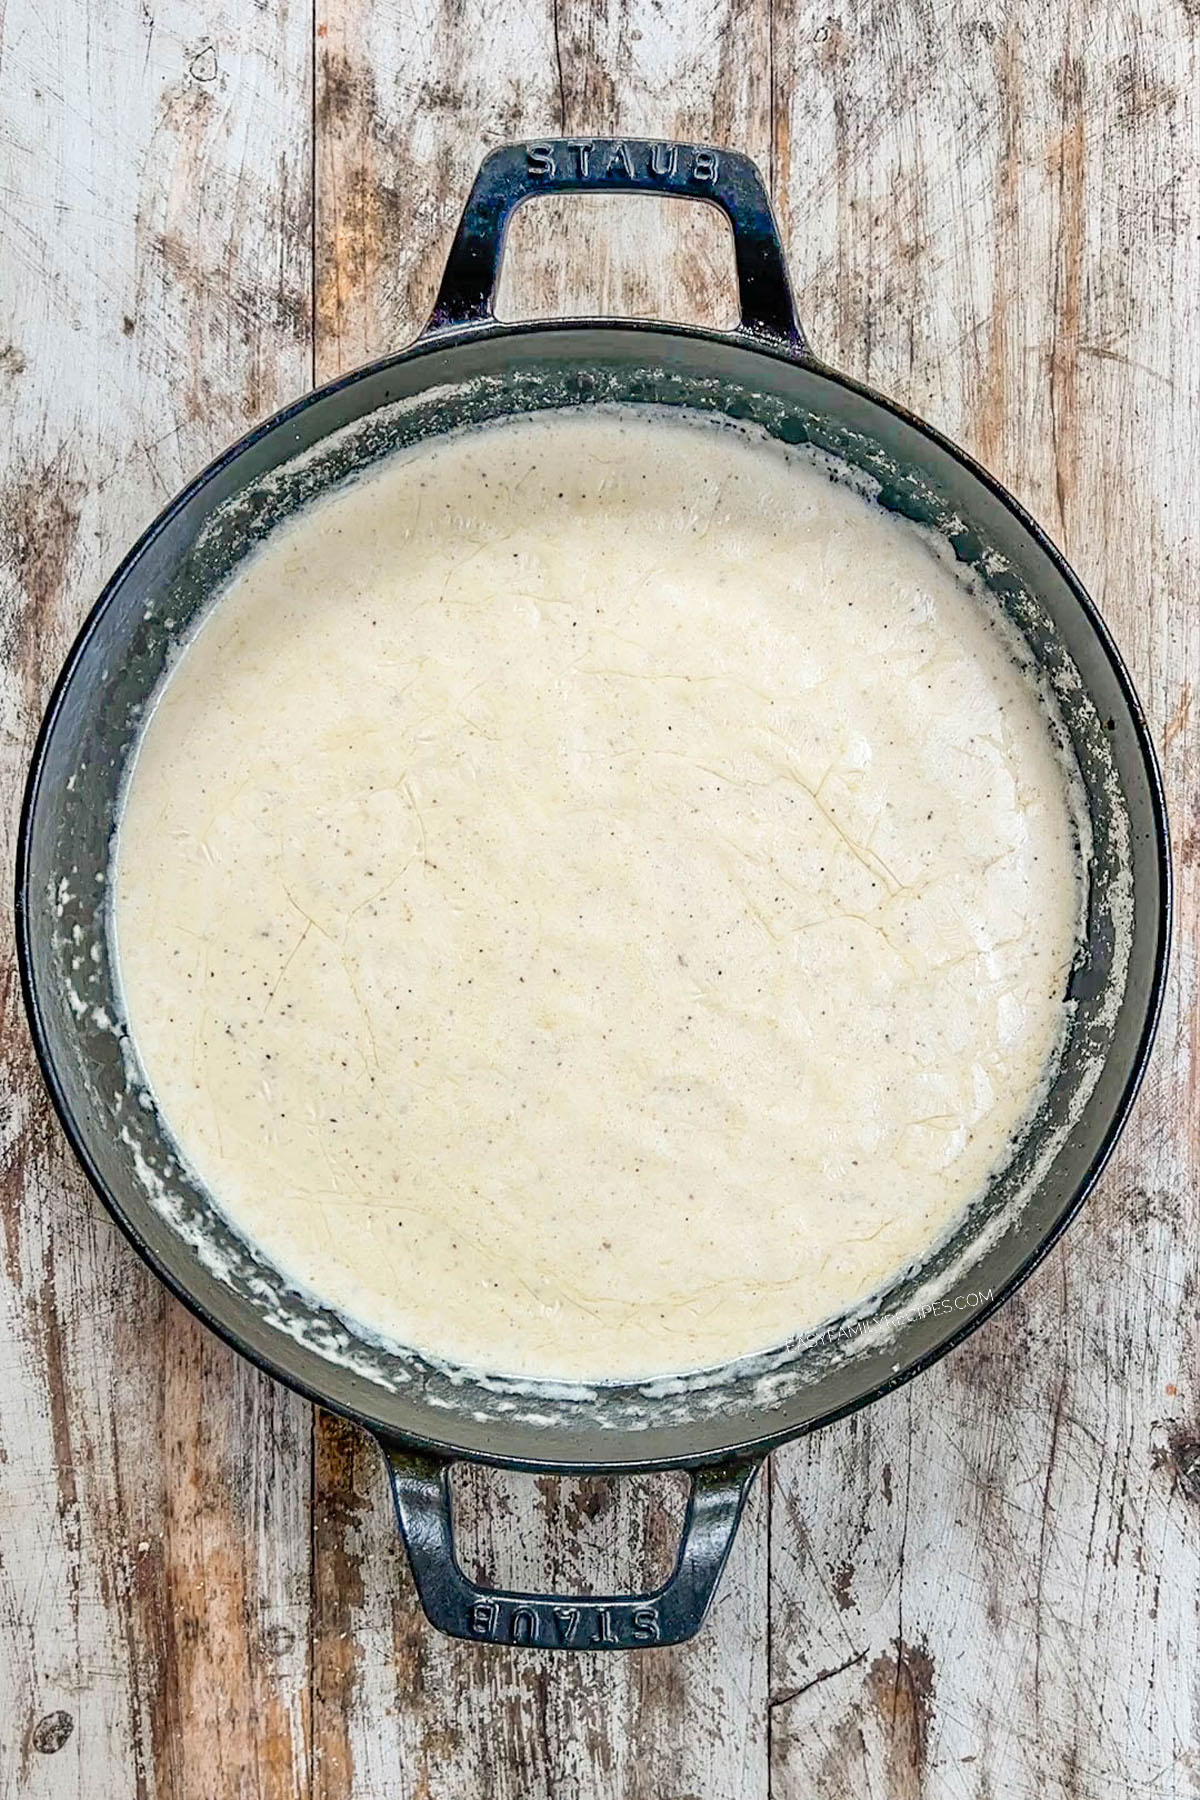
[{"x1": 1, "y1": 2, "x2": 1197, "y2": 1795}]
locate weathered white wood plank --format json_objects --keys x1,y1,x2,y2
[
  {"x1": 769, "y1": 4, "x2": 1200, "y2": 1795},
  {"x1": 4, "y1": 0, "x2": 1198, "y2": 1793},
  {"x1": 0, "y1": 4, "x2": 313, "y2": 1794},
  {"x1": 313, "y1": 4, "x2": 772, "y2": 1796}
]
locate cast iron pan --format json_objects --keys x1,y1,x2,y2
[{"x1": 16, "y1": 140, "x2": 1170, "y2": 1648}]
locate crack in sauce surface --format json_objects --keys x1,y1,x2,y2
[{"x1": 113, "y1": 409, "x2": 1083, "y2": 1382}]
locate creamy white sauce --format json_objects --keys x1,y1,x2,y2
[{"x1": 112, "y1": 408, "x2": 1083, "y2": 1383}]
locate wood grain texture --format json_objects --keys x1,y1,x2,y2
[
  {"x1": 313, "y1": 5, "x2": 770, "y2": 1795},
  {"x1": 769, "y1": 4, "x2": 1200, "y2": 1797},
  {"x1": 0, "y1": 4, "x2": 313, "y2": 1795},
  {"x1": 1, "y1": 0, "x2": 1197, "y2": 1794}
]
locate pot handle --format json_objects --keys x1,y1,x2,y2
[
  {"x1": 379, "y1": 1439, "x2": 763, "y2": 1649},
  {"x1": 427, "y1": 137, "x2": 806, "y2": 351}
]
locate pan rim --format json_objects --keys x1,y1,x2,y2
[{"x1": 15, "y1": 315, "x2": 1173, "y2": 1472}]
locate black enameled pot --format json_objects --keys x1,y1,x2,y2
[{"x1": 17, "y1": 141, "x2": 1170, "y2": 1650}]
